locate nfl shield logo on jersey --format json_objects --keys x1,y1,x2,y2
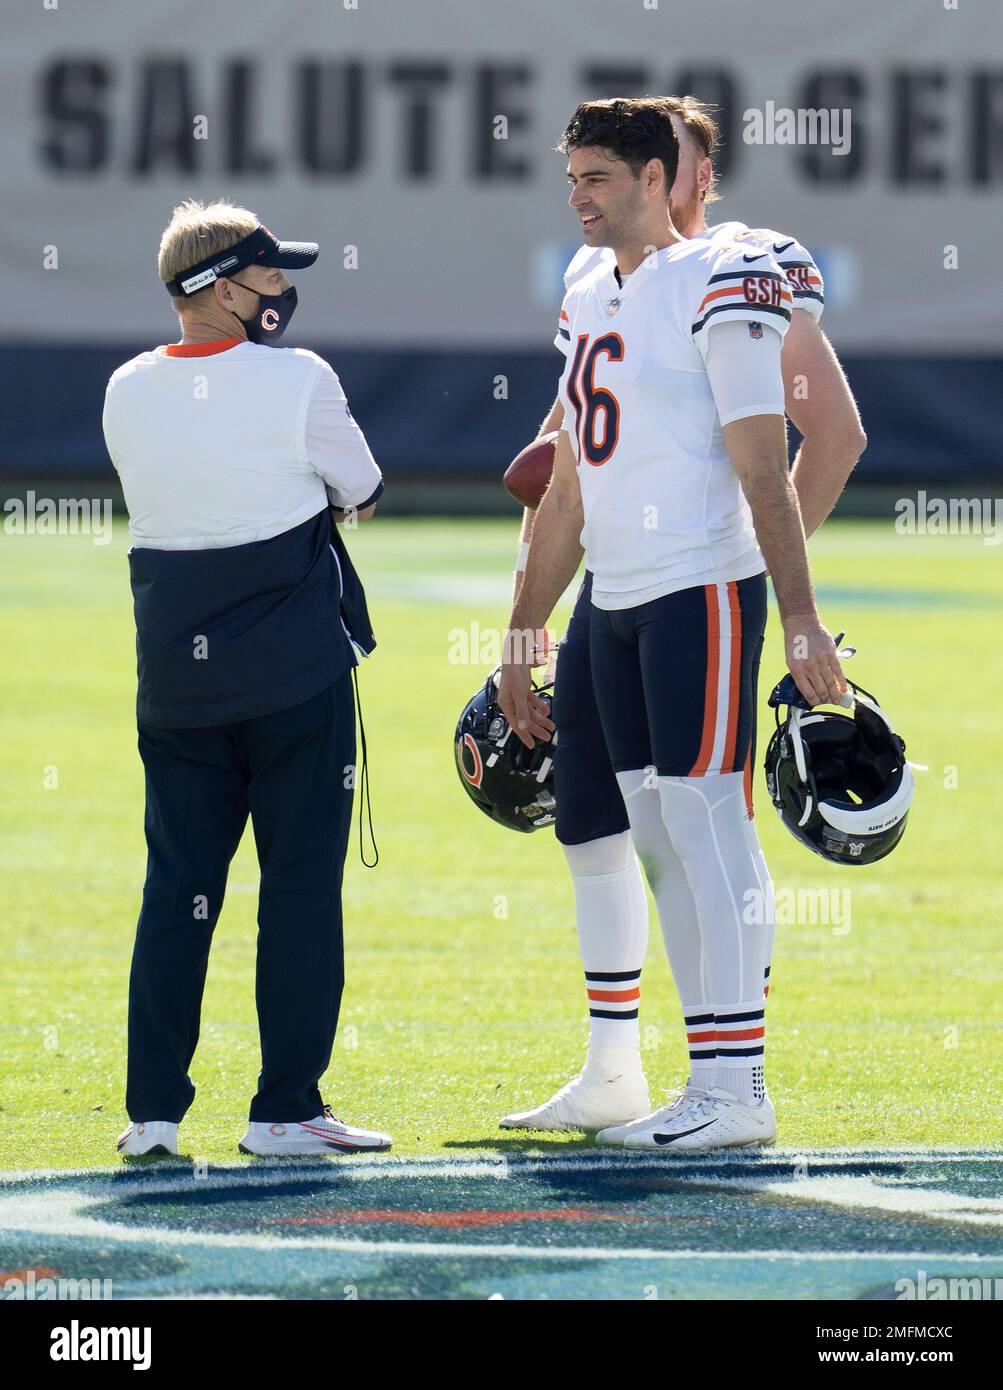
[{"x1": 607, "y1": 297, "x2": 622, "y2": 316}]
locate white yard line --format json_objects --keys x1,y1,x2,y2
[{"x1": 2, "y1": 1149, "x2": 1001, "y2": 1186}]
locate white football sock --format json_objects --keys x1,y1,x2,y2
[
  {"x1": 714, "y1": 1064, "x2": 766, "y2": 1105},
  {"x1": 713, "y1": 996, "x2": 767, "y2": 1104},
  {"x1": 613, "y1": 771, "x2": 774, "y2": 1094},
  {"x1": 656, "y1": 772, "x2": 769, "y2": 1009},
  {"x1": 682, "y1": 1008, "x2": 718, "y2": 1089},
  {"x1": 562, "y1": 831, "x2": 648, "y2": 1053},
  {"x1": 657, "y1": 772, "x2": 771, "y2": 1096},
  {"x1": 746, "y1": 815, "x2": 775, "y2": 1003},
  {"x1": 616, "y1": 771, "x2": 716, "y2": 1087}
]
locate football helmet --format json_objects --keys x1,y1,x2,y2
[
  {"x1": 454, "y1": 668, "x2": 556, "y2": 832},
  {"x1": 764, "y1": 671, "x2": 914, "y2": 865}
]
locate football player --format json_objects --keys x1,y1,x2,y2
[{"x1": 497, "y1": 97, "x2": 858, "y2": 1151}]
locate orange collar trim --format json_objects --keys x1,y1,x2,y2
[{"x1": 163, "y1": 337, "x2": 243, "y2": 357}]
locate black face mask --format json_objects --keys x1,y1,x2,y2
[{"x1": 238, "y1": 284, "x2": 298, "y2": 344}]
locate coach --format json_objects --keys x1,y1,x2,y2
[{"x1": 102, "y1": 199, "x2": 389, "y2": 1159}]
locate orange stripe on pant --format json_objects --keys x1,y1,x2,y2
[
  {"x1": 689, "y1": 586, "x2": 721, "y2": 776},
  {"x1": 720, "y1": 580, "x2": 742, "y2": 773}
]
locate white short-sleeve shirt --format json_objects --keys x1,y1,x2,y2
[{"x1": 102, "y1": 339, "x2": 383, "y2": 551}]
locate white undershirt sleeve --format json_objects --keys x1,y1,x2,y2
[
  {"x1": 305, "y1": 362, "x2": 384, "y2": 510},
  {"x1": 703, "y1": 318, "x2": 786, "y2": 427}
]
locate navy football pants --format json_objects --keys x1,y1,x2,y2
[
  {"x1": 127, "y1": 674, "x2": 356, "y2": 1124},
  {"x1": 589, "y1": 573, "x2": 767, "y2": 782},
  {"x1": 552, "y1": 572, "x2": 629, "y2": 845},
  {"x1": 553, "y1": 571, "x2": 767, "y2": 842}
]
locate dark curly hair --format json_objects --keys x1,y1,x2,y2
[{"x1": 558, "y1": 97, "x2": 680, "y2": 191}]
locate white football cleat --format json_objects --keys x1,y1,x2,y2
[
  {"x1": 500, "y1": 1051, "x2": 650, "y2": 1132},
  {"x1": 117, "y1": 1120, "x2": 179, "y2": 1157},
  {"x1": 595, "y1": 1083, "x2": 704, "y2": 1146},
  {"x1": 622, "y1": 1087, "x2": 776, "y2": 1152},
  {"x1": 238, "y1": 1106, "x2": 391, "y2": 1156}
]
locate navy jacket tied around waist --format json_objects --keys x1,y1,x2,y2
[{"x1": 128, "y1": 509, "x2": 375, "y2": 729}]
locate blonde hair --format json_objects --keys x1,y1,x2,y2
[
  {"x1": 157, "y1": 197, "x2": 259, "y2": 306},
  {"x1": 659, "y1": 94, "x2": 722, "y2": 205}
]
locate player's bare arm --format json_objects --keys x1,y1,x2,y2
[
  {"x1": 782, "y1": 312, "x2": 867, "y2": 537},
  {"x1": 723, "y1": 412, "x2": 847, "y2": 707},
  {"x1": 512, "y1": 395, "x2": 566, "y2": 603},
  {"x1": 499, "y1": 426, "x2": 582, "y2": 746},
  {"x1": 538, "y1": 395, "x2": 565, "y2": 439}
]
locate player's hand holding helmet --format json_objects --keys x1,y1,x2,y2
[
  {"x1": 782, "y1": 612, "x2": 849, "y2": 707},
  {"x1": 454, "y1": 666, "x2": 557, "y2": 833},
  {"x1": 764, "y1": 642, "x2": 914, "y2": 865},
  {"x1": 496, "y1": 627, "x2": 557, "y2": 750}
]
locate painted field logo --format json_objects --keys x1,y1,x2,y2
[
  {"x1": 1, "y1": 1154, "x2": 1001, "y2": 1302},
  {"x1": 50, "y1": 1320, "x2": 151, "y2": 1369}
]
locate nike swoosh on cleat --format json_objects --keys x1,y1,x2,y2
[
  {"x1": 743, "y1": 253, "x2": 766, "y2": 262},
  {"x1": 772, "y1": 240, "x2": 795, "y2": 253},
  {"x1": 652, "y1": 1120, "x2": 716, "y2": 1145},
  {"x1": 323, "y1": 1138, "x2": 386, "y2": 1151}
]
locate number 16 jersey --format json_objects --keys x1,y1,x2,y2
[{"x1": 556, "y1": 237, "x2": 791, "y2": 611}]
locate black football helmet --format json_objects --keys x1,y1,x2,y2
[
  {"x1": 454, "y1": 668, "x2": 556, "y2": 833},
  {"x1": 764, "y1": 669, "x2": 914, "y2": 866}
]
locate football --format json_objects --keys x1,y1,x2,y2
[{"x1": 503, "y1": 430, "x2": 558, "y2": 509}]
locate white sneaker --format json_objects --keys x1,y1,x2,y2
[
  {"x1": 238, "y1": 1106, "x2": 391, "y2": 1156},
  {"x1": 500, "y1": 1052, "x2": 650, "y2": 1132},
  {"x1": 116, "y1": 1120, "x2": 178, "y2": 1157},
  {"x1": 622, "y1": 1087, "x2": 776, "y2": 1152},
  {"x1": 595, "y1": 1083, "x2": 703, "y2": 1146}
]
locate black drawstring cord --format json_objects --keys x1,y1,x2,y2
[{"x1": 352, "y1": 664, "x2": 378, "y2": 868}]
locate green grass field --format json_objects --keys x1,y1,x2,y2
[{"x1": 1, "y1": 515, "x2": 1001, "y2": 1170}]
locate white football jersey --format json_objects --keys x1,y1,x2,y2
[
  {"x1": 560, "y1": 219, "x2": 824, "y2": 324},
  {"x1": 556, "y1": 237, "x2": 792, "y2": 609},
  {"x1": 702, "y1": 222, "x2": 824, "y2": 320}
]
